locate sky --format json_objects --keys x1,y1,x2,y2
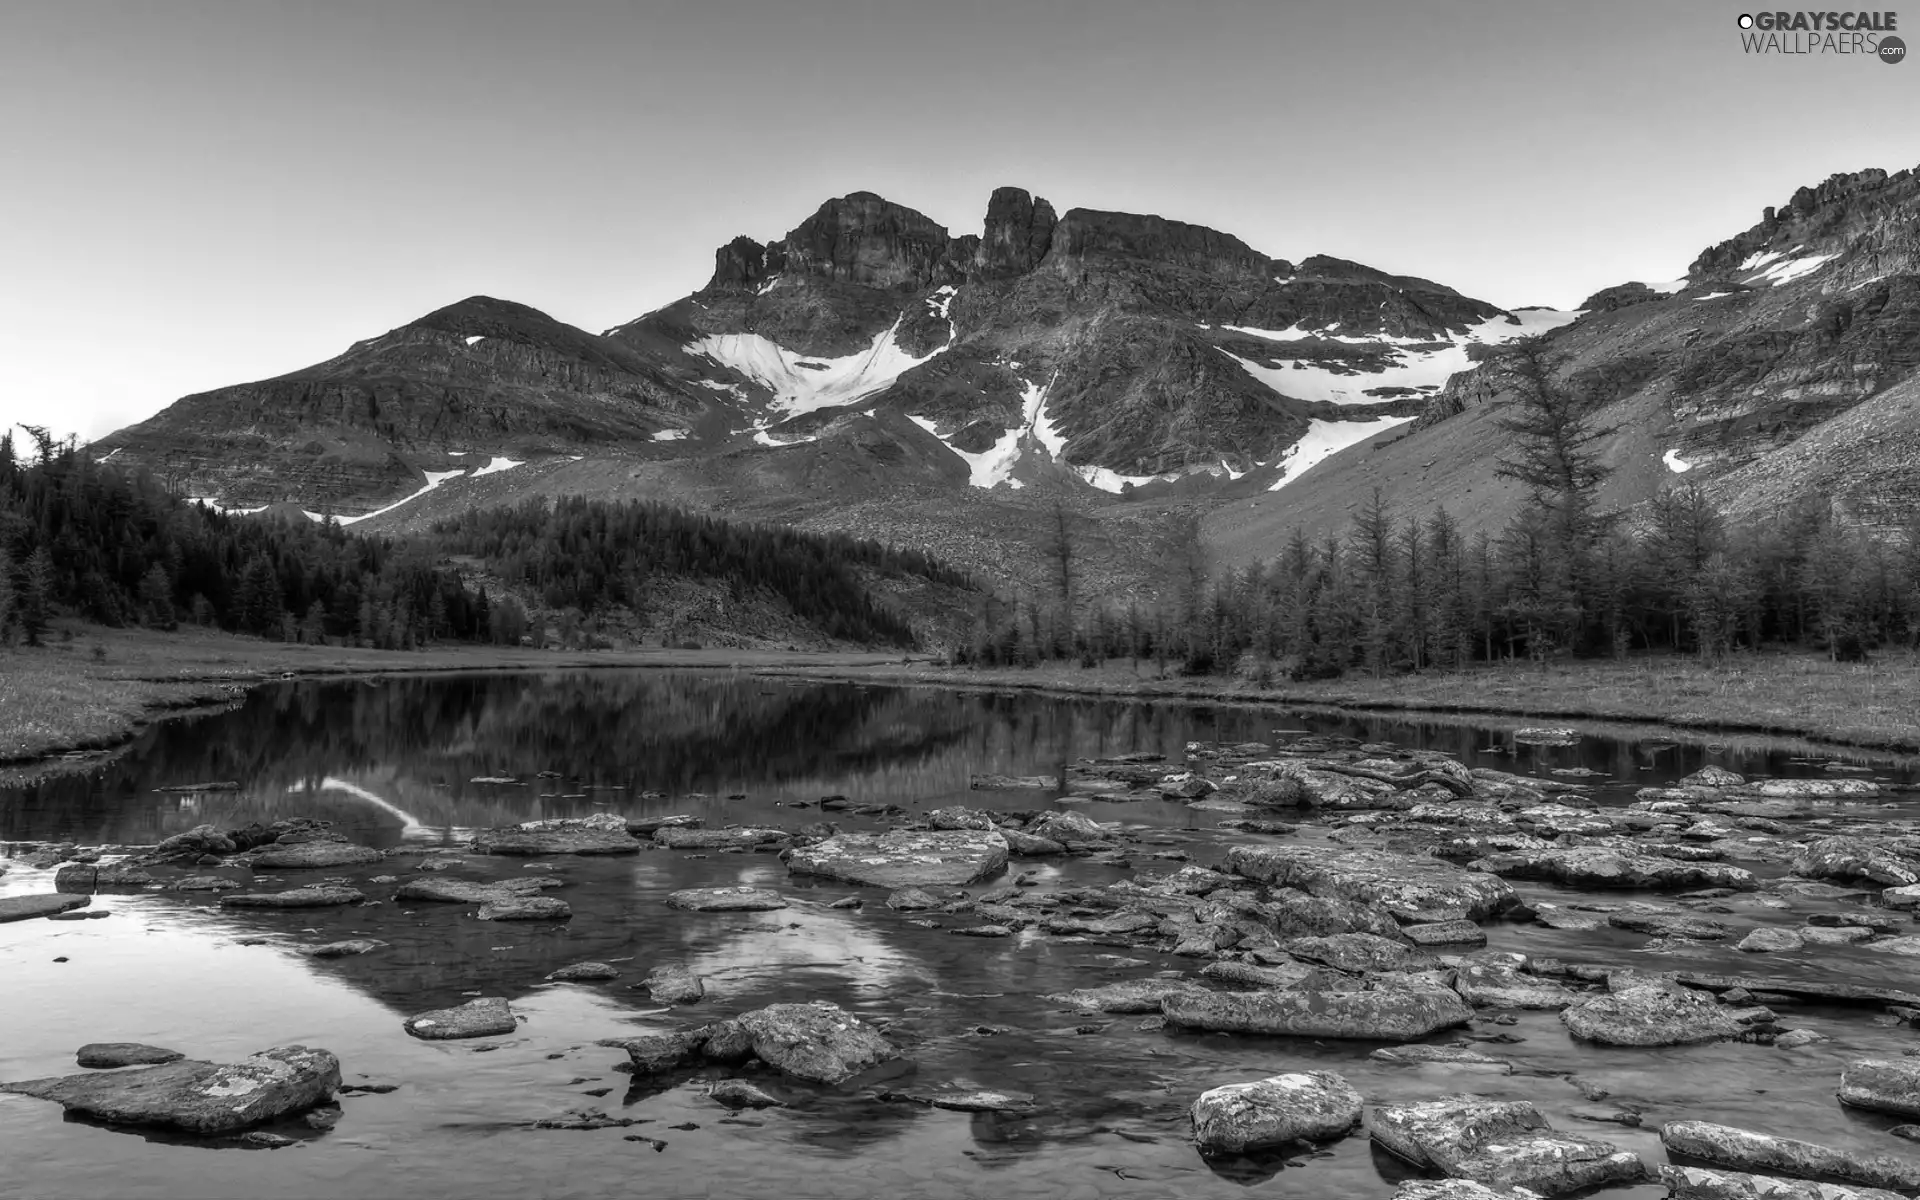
[{"x1": 3, "y1": 0, "x2": 1917, "y2": 442}]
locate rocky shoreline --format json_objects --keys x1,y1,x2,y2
[{"x1": 6, "y1": 733, "x2": 1920, "y2": 1196}]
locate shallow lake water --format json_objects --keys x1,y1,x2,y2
[{"x1": 3, "y1": 670, "x2": 1919, "y2": 1199}]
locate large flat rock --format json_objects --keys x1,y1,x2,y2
[
  {"x1": 394, "y1": 876, "x2": 563, "y2": 903},
  {"x1": 1659, "y1": 1165, "x2": 1906, "y2": 1199},
  {"x1": 1470, "y1": 847, "x2": 1756, "y2": 891},
  {"x1": 470, "y1": 828, "x2": 639, "y2": 856},
  {"x1": 0, "y1": 1045, "x2": 339, "y2": 1135},
  {"x1": 1369, "y1": 1096, "x2": 1643, "y2": 1196},
  {"x1": 219, "y1": 886, "x2": 364, "y2": 909},
  {"x1": 1839, "y1": 1059, "x2": 1920, "y2": 1118},
  {"x1": 1162, "y1": 986, "x2": 1474, "y2": 1041},
  {"x1": 0, "y1": 894, "x2": 90, "y2": 923},
  {"x1": 1226, "y1": 845, "x2": 1515, "y2": 922},
  {"x1": 1661, "y1": 1119, "x2": 1920, "y2": 1192},
  {"x1": 785, "y1": 829, "x2": 1008, "y2": 888},
  {"x1": 246, "y1": 842, "x2": 385, "y2": 869},
  {"x1": 1561, "y1": 982, "x2": 1739, "y2": 1047},
  {"x1": 403, "y1": 997, "x2": 516, "y2": 1039}
]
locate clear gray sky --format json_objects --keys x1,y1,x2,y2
[{"x1": 3, "y1": 0, "x2": 1916, "y2": 440}]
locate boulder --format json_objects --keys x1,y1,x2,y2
[
  {"x1": 1737, "y1": 928, "x2": 1805, "y2": 953},
  {"x1": 1660, "y1": 1120, "x2": 1920, "y2": 1192},
  {"x1": 1162, "y1": 986, "x2": 1473, "y2": 1041},
  {"x1": 149, "y1": 823, "x2": 238, "y2": 861},
  {"x1": 664, "y1": 886, "x2": 787, "y2": 912},
  {"x1": 608, "y1": 1031, "x2": 706, "y2": 1074},
  {"x1": 1793, "y1": 838, "x2": 1920, "y2": 887},
  {"x1": 970, "y1": 774, "x2": 1058, "y2": 790},
  {"x1": 0, "y1": 1045, "x2": 339, "y2": 1134},
  {"x1": 0, "y1": 894, "x2": 90, "y2": 923},
  {"x1": 1190, "y1": 1071, "x2": 1364, "y2": 1154},
  {"x1": 219, "y1": 886, "x2": 364, "y2": 909},
  {"x1": 75, "y1": 1043, "x2": 184, "y2": 1069},
  {"x1": 926, "y1": 806, "x2": 995, "y2": 830},
  {"x1": 1200, "y1": 959, "x2": 1332, "y2": 990},
  {"x1": 1681, "y1": 766, "x2": 1746, "y2": 788},
  {"x1": 403, "y1": 997, "x2": 516, "y2": 1039},
  {"x1": 731, "y1": 1001, "x2": 901, "y2": 1084},
  {"x1": 471, "y1": 828, "x2": 638, "y2": 856},
  {"x1": 1260, "y1": 891, "x2": 1407, "y2": 940},
  {"x1": 476, "y1": 896, "x2": 571, "y2": 920},
  {"x1": 1024, "y1": 810, "x2": 1110, "y2": 846},
  {"x1": 1403, "y1": 920, "x2": 1488, "y2": 948},
  {"x1": 643, "y1": 964, "x2": 706, "y2": 1005},
  {"x1": 1471, "y1": 847, "x2": 1755, "y2": 891},
  {"x1": 885, "y1": 886, "x2": 942, "y2": 911},
  {"x1": 1659, "y1": 1165, "x2": 1906, "y2": 1199},
  {"x1": 709, "y1": 1079, "x2": 783, "y2": 1109},
  {"x1": 1368, "y1": 1096, "x2": 1643, "y2": 1196},
  {"x1": 1560, "y1": 982, "x2": 1739, "y2": 1046},
  {"x1": 1000, "y1": 829, "x2": 1066, "y2": 856},
  {"x1": 785, "y1": 829, "x2": 1008, "y2": 888},
  {"x1": 1046, "y1": 978, "x2": 1213, "y2": 1014},
  {"x1": 1226, "y1": 845, "x2": 1515, "y2": 921},
  {"x1": 1839, "y1": 1059, "x2": 1920, "y2": 1118}
]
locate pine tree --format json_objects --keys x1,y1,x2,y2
[
  {"x1": 0, "y1": 544, "x2": 15, "y2": 644},
  {"x1": 20, "y1": 546, "x2": 53, "y2": 645}
]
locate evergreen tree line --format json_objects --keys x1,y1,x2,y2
[
  {"x1": 957, "y1": 339, "x2": 1920, "y2": 675},
  {"x1": 432, "y1": 496, "x2": 971, "y2": 648},
  {"x1": 0, "y1": 430, "x2": 514, "y2": 648}
]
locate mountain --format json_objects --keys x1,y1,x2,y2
[
  {"x1": 1207, "y1": 163, "x2": 1920, "y2": 567},
  {"x1": 93, "y1": 166, "x2": 1920, "y2": 598}
]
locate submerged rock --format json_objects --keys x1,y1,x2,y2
[
  {"x1": 643, "y1": 965, "x2": 706, "y2": 1005},
  {"x1": 732, "y1": 1001, "x2": 902, "y2": 1084},
  {"x1": 75, "y1": 1043, "x2": 184, "y2": 1069},
  {"x1": 785, "y1": 829, "x2": 1009, "y2": 888},
  {"x1": 219, "y1": 886, "x2": 364, "y2": 909},
  {"x1": 1, "y1": 1045, "x2": 339, "y2": 1135},
  {"x1": 1190, "y1": 1070, "x2": 1364, "y2": 1154},
  {"x1": 395, "y1": 876, "x2": 562, "y2": 903},
  {"x1": 1660, "y1": 1119, "x2": 1920, "y2": 1192},
  {"x1": 546, "y1": 962, "x2": 620, "y2": 982},
  {"x1": 708, "y1": 1079, "x2": 783, "y2": 1109},
  {"x1": 1560, "y1": 982, "x2": 1739, "y2": 1047},
  {"x1": 0, "y1": 894, "x2": 90, "y2": 922},
  {"x1": 1839, "y1": 1059, "x2": 1920, "y2": 1118},
  {"x1": 297, "y1": 939, "x2": 384, "y2": 958},
  {"x1": 403, "y1": 997, "x2": 516, "y2": 1040},
  {"x1": 1162, "y1": 986, "x2": 1473, "y2": 1041},
  {"x1": 1047, "y1": 978, "x2": 1212, "y2": 1014},
  {"x1": 664, "y1": 887, "x2": 787, "y2": 912}
]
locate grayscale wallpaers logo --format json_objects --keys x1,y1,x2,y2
[{"x1": 1736, "y1": 11, "x2": 1904, "y2": 60}]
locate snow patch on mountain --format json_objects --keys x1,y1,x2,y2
[
  {"x1": 464, "y1": 335, "x2": 486, "y2": 347},
  {"x1": 188, "y1": 497, "x2": 266, "y2": 516},
  {"x1": 1746, "y1": 251, "x2": 1838, "y2": 287},
  {"x1": 908, "y1": 415, "x2": 1024, "y2": 489},
  {"x1": 1222, "y1": 310, "x2": 1580, "y2": 407},
  {"x1": 1663, "y1": 449, "x2": 1694, "y2": 473},
  {"x1": 307, "y1": 468, "x2": 468, "y2": 526},
  {"x1": 652, "y1": 429, "x2": 687, "y2": 442},
  {"x1": 688, "y1": 316, "x2": 946, "y2": 418},
  {"x1": 1266, "y1": 416, "x2": 1414, "y2": 491},
  {"x1": 926, "y1": 285, "x2": 957, "y2": 319},
  {"x1": 471, "y1": 455, "x2": 522, "y2": 477}
]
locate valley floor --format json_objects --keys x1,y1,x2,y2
[
  {"x1": 760, "y1": 651, "x2": 1920, "y2": 754},
  {"x1": 4, "y1": 626, "x2": 1915, "y2": 781}
]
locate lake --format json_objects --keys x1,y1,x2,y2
[{"x1": 3, "y1": 670, "x2": 1918, "y2": 1199}]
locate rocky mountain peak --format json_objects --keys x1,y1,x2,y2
[
  {"x1": 1044, "y1": 208, "x2": 1276, "y2": 280},
  {"x1": 974, "y1": 186, "x2": 1057, "y2": 278},
  {"x1": 1689, "y1": 160, "x2": 1920, "y2": 282}
]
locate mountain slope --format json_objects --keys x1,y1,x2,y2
[{"x1": 1207, "y1": 162, "x2": 1920, "y2": 566}]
